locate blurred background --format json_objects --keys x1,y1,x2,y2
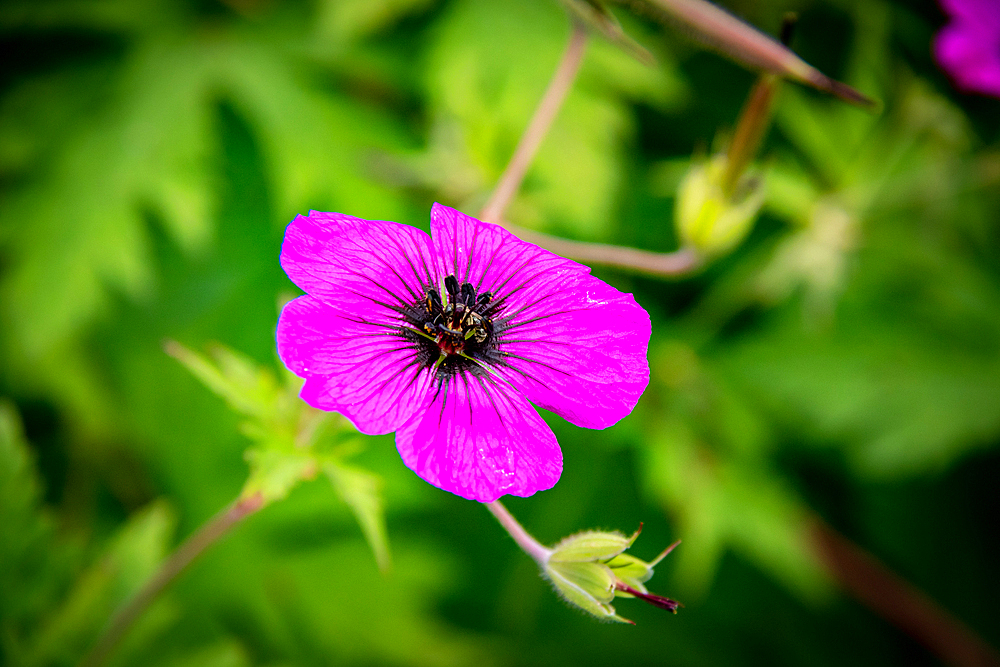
[{"x1": 1, "y1": 0, "x2": 999, "y2": 665}]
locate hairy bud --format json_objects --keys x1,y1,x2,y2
[{"x1": 543, "y1": 525, "x2": 680, "y2": 624}]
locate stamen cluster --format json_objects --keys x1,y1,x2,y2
[{"x1": 415, "y1": 274, "x2": 494, "y2": 375}]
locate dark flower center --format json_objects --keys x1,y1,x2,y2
[{"x1": 404, "y1": 274, "x2": 498, "y2": 379}]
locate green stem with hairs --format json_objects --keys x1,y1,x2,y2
[{"x1": 485, "y1": 500, "x2": 552, "y2": 566}]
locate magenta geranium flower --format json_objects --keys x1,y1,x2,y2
[
  {"x1": 934, "y1": 0, "x2": 1000, "y2": 97},
  {"x1": 276, "y1": 203, "x2": 650, "y2": 502}
]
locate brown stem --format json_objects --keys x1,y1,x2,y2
[
  {"x1": 500, "y1": 220, "x2": 701, "y2": 277},
  {"x1": 479, "y1": 22, "x2": 588, "y2": 224},
  {"x1": 79, "y1": 493, "x2": 265, "y2": 667},
  {"x1": 809, "y1": 519, "x2": 1000, "y2": 667},
  {"x1": 721, "y1": 74, "x2": 778, "y2": 196}
]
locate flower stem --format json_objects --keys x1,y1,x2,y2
[
  {"x1": 79, "y1": 493, "x2": 265, "y2": 667},
  {"x1": 499, "y1": 221, "x2": 701, "y2": 277},
  {"x1": 485, "y1": 500, "x2": 552, "y2": 566},
  {"x1": 479, "y1": 22, "x2": 588, "y2": 224},
  {"x1": 809, "y1": 519, "x2": 1000, "y2": 667}
]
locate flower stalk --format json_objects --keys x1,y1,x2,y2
[
  {"x1": 501, "y1": 222, "x2": 701, "y2": 277},
  {"x1": 673, "y1": 14, "x2": 794, "y2": 261},
  {"x1": 479, "y1": 22, "x2": 588, "y2": 224},
  {"x1": 485, "y1": 500, "x2": 553, "y2": 565},
  {"x1": 478, "y1": 16, "x2": 701, "y2": 278},
  {"x1": 810, "y1": 519, "x2": 1000, "y2": 667}
]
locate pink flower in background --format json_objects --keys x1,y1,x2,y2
[
  {"x1": 934, "y1": 0, "x2": 1000, "y2": 97},
  {"x1": 277, "y1": 203, "x2": 650, "y2": 502}
]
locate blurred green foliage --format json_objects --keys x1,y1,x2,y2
[
  {"x1": 165, "y1": 340, "x2": 389, "y2": 569},
  {"x1": 1, "y1": 0, "x2": 998, "y2": 666}
]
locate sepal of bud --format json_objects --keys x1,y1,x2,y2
[
  {"x1": 675, "y1": 154, "x2": 765, "y2": 258},
  {"x1": 605, "y1": 553, "x2": 654, "y2": 593},
  {"x1": 549, "y1": 527, "x2": 639, "y2": 563},
  {"x1": 545, "y1": 560, "x2": 631, "y2": 623}
]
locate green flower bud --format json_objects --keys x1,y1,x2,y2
[
  {"x1": 542, "y1": 526, "x2": 681, "y2": 624},
  {"x1": 675, "y1": 155, "x2": 765, "y2": 258}
]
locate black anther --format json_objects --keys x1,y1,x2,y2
[
  {"x1": 460, "y1": 282, "x2": 476, "y2": 307},
  {"x1": 426, "y1": 288, "x2": 443, "y2": 311},
  {"x1": 444, "y1": 275, "x2": 459, "y2": 298}
]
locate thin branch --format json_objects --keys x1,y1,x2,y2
[
  {"x1": 809, "y1": 519, "x2": 1000, "y2": 667},
  {"x1": 79, "y1": 493, "x2": 265, "y2": 667},
  {"x1": 479, "y1": 22, "x2": 589, "y2": 225},
  {"x1": 478, "y1": 19, "x2": 699, "y2": 279},
  {"x1": 625, "y1": 0, "x2": 875, "y2": 108},
  {"x1": 485, "y1": 500, "x2": 553, "y2": 566},
  {"x1": 500, "y1": 220, "x2": 701, "y2": 277}
]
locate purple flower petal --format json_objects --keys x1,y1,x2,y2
[
  {"x1": 939, "y1": 0, "x2": 999, "y2": 24},
  {"x1": 495, "y1": 284, "x2": 651, "y2": 429},
  {"x1": 281, "y1": 211, "x2": 438, "y2": 315},
  {"x1": 277, "y1": 295, "x2": 435, "y2": 434},
  {"x1": 395, "y1": 372, "x2": 562, "y2": 502},
  {"x1": 934, "y1": 0, "x2": 1000, "y2": 97},
  {"x1": 278, "y1": 212, "x2": 440, "y2": 433},
  {"x1": 429, "y1": 203, "x2": 651, "y2": 429}
]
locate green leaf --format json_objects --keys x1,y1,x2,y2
[
  {"x1": 312, "y1": 0, "x2": 435, "y2": 44},
  {"x1": 0, "y1": 7, "x2": 413, "y2": 445},
  {"x1": 214, "y1": 37, "x2": 412, "y2": 224},
  {"x1": 0, "y1": 401, "x2": 63, "y2": 631},
  {"x1": 164, "y1": 341, "x2": 284, "y2": 423},
  {"x1": 0, "y1": 36, "x2": 215, "y2": 358},
  {"x1": 169, "y1": 342, "x2": 391, "y2": 569},
  {"x1": 241, "y1": 447, "x2": 319, "y2": 505},
  {"x1": 323, "y1": 460, "x2": 391, "y2": 572},
  {"x1": 0, "y1": 401, "x2": 46, "y2": 569}
]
